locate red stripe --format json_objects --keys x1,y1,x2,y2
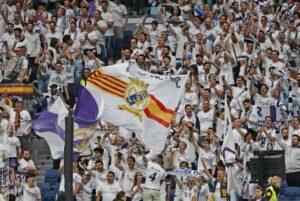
[
  {"x1": 96, "y1": 70, "x2": 127, "y2": 86},
  {"x1": 88, "y1": 80, "x2": 124, "y2": 98},
  {"x1": 91, "y1": 78, "x2": 125, "y2": 94},
  {"x1": 149, "y1": 95, "x2": 175, "y2": 115},
  {"x1": 144, "y1": 108, "x2": 170, "y2": 128},
  {"x1": 92, "y1": 77, "x2": 126, "y2": 90}
]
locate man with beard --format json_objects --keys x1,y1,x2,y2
[
  {"x1": 240, "y1": 99, "x2": 258, "y2": 139},
  {"x1": 19, "y1": 150, "x2": 38, "y2": 175},
  {"x1": 277, "y1": 134, "x2": 300, "y2": 186}
]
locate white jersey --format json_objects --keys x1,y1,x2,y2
[
  {"x1": 197, "y1": 109, "x2": 214, "y2": 136},
  {"x1": 20, "y1": 183, "x2": 42, "y2": 201},
  {"x1": 144, "y1": 161, "x2": 165, "y2": 190}
]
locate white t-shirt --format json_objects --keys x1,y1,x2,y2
[
  {"x1": 97, "y1": 181, "x2": 121, "y2": 201},
  {"x1": 0, "y1": 144, "x2": 7, "y2": 168},
  {"x1": 6, "y1": 136, "x2": 20, "y2": 158},
  {"x1": 59, "y1": 173, "x2": 82, "y2": 192},
  {"x1": 233, "y1": 128, "x2": 248, "y2": 146},
  {"x1": 121, "y1": 167, "x2": 137, "y2": 196},
  {"x1": 48, "y1": 70, "x2": 68, "y2": 89},
  {"x1": 219, "y1": 60, "x2": 235, "y2": 86},
  {"x1": 20, "y1": 183, "x2": 42, "y2": 201},
  {"x1": 0, "y1": 118, "x2": 9, "y2": 143},
  {"x1": 81, "y1": 31, "x2": 98, "y2": 49},
  {"x1": 144, "y1": 161, "x2": 165, "y2": 190},
  {"x1": 192, "y1": 183, "x2": 210, "y2": 201},
  {"x1": 258, "y1": 128, "x2": 276, "y2": 151},
  {"x1": 197, "y1": 147, "x2": 215, "y2": 171},
  {"x1": 254, "y1": 94, "x2": 276, "y2": 106},
  {"x1": 197, "y1": 109, "x2": 214, "y2": 136},
  {"x1": 19, "y1": 158, "x2": 36, "y2": 171},
  {"x1": 91, "y1": 169, "x2": 107, "y2": 189}
]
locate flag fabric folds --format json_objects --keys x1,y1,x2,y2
[
  {"x1": 87, "y1": 63, "x2": 189, "y2": 153},
  {"x1": 221, "y1": 95, "x2": 238, "y2": 194},
  {"x1": 32, "y1": 90, "x2": 103, "y2": 159}
]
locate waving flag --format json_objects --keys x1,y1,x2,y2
[
  {"x1": 221, "y1": 96, "x2": 238, "y2": 194},
  {"x1": 87, "y1": 63, "x2": 189, "y2": 153},
  {"x1": 32, "y1": 94, "x2": 103, "y2": 159}
]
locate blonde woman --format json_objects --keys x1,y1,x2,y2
[{"x1": 263, "y1": 176, "x2": 281, "y2": 201}]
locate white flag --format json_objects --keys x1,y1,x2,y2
[
  {"x1": 221, "y1": 96, "x2": 238, "y2": 194},
  {"x1": 86, "y1": 63, "x2": 189, "y2": 153}
]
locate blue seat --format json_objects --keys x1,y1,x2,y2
[
  {"x1": 280, "y1": 180, "x2": 288, "y2": 195},
  {"x1": 279, "y1": 197, "x2": 290, "y2": 201},
  {"x1": 52, "y1": 182, "x2": 60, "y2": 191},
  {"x1": 284, "y1": 187, "x2": 300, "y2": 197},
  {"x1": 42, "y1": 190, "x2": 57, "y2": 201},
  {"x1": 37, "y1": 182, "x2": 50, "y2": 191},
  {"x1": 45, "y1": 169, "x2": 61, "y2": 186}
]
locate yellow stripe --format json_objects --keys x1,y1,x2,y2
[
  {"x1": 90, "y1": 79, "x2": 125, "y2": 97},
  {"x1": 146, "y1": 99, "x2": 174, "y2": 123},
  {"x1": 88, "y1": 82, "x2": 124, "y2": 99},
  {"x1": 0, "y1": 87, "x2": 33, "y2": 94},
  {"x1": 93, "y1": 77, "x2": 126, "y2": 93}
]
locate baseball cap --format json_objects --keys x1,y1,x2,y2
[{"x1": 50, "y1": 83, "x2": 58, "y2": 88}]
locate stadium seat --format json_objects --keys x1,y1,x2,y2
[
  {"x1": 284, "y1": 187, "x2": 300, "y2": 197},
  {"x1": 280, "y1": 180, "x2": 288, "y2": 195},
  {"x1": 45, "y1": 169, "x2": 61, "y2": 186},
  {"x1": 37, "y1": 182, "x2": 50, "y2": 191},
  {"x1": 42, "y1": 191, "x2": 57, "y2": 201},
  {"x1": 279, "y1": 197, "x2": 290, "y2": 201},
  {"x1": 52, "y1": 182, "x2": 60, "y2": 191}
]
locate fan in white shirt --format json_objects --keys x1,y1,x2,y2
[
  {"x1": 256, "y1": 116, "x2": 277, "y2": 151},
  {"x1": 18, "y1": 150, "x2": 38, "y2": 175},
  {"x1": 129, "y1": 172, "x2": 144, "y2": 201},
  {"x1": 76, "y1": 174, "x2": 93, "y2": 201},
  {"x1": 5, "y1": 125, "x2": 21, "y2": 161},
  {"x1": 0, "y1": 110, "x2": 9, "y2": 144},
  {"x1": 12, "y1": 173, "x2": 41, "y2": 201},
  {"x1": 143, "y1": 155, "x2": 166, "y2": 200},
  {"x1": 115, "y1": 156, "x2": 137, "y2": 198},
  {"x1": 96, "y1": 171, "x2": 121, "y2": 201}
]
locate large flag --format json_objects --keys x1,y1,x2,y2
[
  {"x1": 86, "y1": 63, "x2": 189, "y2": 153},
  {"x1": 221, "y1": 96, "x2": 238, "y2": 194},
  {"x1": 32, "y1": 94, "x2": 103, "y2": 159}
]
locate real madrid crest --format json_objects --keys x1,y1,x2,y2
[{"x1": 118, "y1": 77, "x2": 150, "y2": 121}]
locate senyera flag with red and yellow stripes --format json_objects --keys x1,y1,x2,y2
[
  {"x1": 82, "y1": 63, "x2": 189, "y2": 153},
  {"x1": 87, "y1": 68, "x2": 176, "y2": 128}
]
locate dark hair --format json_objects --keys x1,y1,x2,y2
[
  {"x1": 93, "y1": 147, "x2": 104, "y2": 154},
  {"x1": 265, "y1": 116, "x2": 273, "y2": 122},
  {"x1": 171, "y1": 6, "x2": 181, "y2": 16},
  {"x1": 26, "y1": 173, "x2": 36, "y2": 181},
  {"x1": 14, "y1": 28, "x2": 22, "y2": 33},
  {"x1": 95, "y1": 159, "x2": 103, "y2": 165},
  {"x1": 114, "y1": 191, "x2": 125, "y2": 201},
  {"x1": 63, "y1": 35, "x2": 72, "y2": 43},
  {"x1": 127, "y1": 156, "x2": 136, "y2": 163},
  {"x1": 107, "y1": 171, "x2": 115, "y2": 176}
]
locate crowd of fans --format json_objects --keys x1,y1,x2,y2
[{"x1": 0, "y1": 0, "x2": 300, "y2": 200}]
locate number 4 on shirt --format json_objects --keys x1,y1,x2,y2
[{"x1": 149, "y1": 172, "x2": 157, "y2": 181}]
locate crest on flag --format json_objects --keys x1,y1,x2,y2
[{"x1": 119, "y1": 77, "x2": 150, "y2": 121}]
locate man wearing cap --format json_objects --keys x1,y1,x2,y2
[
  {"x1": 43, "y1": 84, "x2": 60, "y2": 109},
  {"x1": 1, "y1": 97, "x2": 31, "y2": 150}
]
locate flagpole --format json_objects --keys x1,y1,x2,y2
[{"x1": 65, "y1": 111, "x2": 74, "y2": 201}]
